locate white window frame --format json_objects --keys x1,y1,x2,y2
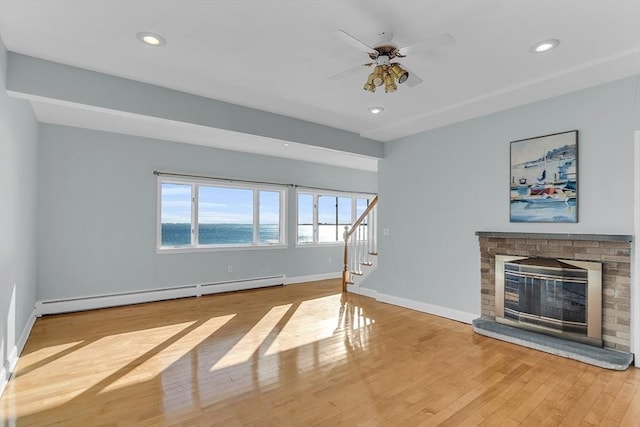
[
  {"x1": 157, "y1": 176, "x2": 287, "y2": 253},
  {"x1": 295, "y1": 189, "x2": 374, "y2": 247}
]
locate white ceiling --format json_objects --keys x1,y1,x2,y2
[{"x1": 2, "y1": 0, "x2": 640, "y2": 167}]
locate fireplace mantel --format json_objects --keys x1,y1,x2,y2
[
  {"x1": 476, "y1": 231, "x2": 633, "y2": 356},
  {"x1": 476, "y1": 231, "x2": 632, "y2": 242}
]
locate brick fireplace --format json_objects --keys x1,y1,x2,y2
[{"x1": 476, "y1": 232, "x2": 632, "y2": 353}]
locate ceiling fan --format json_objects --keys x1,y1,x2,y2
[{"x1": 329, "y1": 30, "x2": 455, "y2": 93}]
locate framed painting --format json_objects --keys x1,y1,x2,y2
[{"x1": 510, "y1": 130, "x2": 578, "y2": 223}]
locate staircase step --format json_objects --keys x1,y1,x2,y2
[
  {"x1": 360, "y1": 261, "x2": 373, "y2": 266},
  {"x1": 351, "y1": 271, "x2": 363, "y2": 276},
  {"x1": 369, "y1": 252, "x2": 378, "y2": 256}
]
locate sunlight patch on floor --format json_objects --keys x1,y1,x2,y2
[
  {"x1": 210, "y1": 305, "x2": 291, "y2": 371},
  {"x1": 15, "y1": 341, "x2": 84, "y2": 374},
  {"x1": 4, "y1": 322, "x2": 202, "y2": 418},
  {"x1": 264, "y1": 294, "x2": 342, "y2": 356},
  {"x1": 99, "y1": 315, "x2": 236, "y2": 394}
]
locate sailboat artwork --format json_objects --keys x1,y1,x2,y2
[{"x1": 510, "y1": 130, "x2": 578, "y2": 223}]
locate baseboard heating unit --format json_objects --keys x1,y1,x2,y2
[{"x1": 35, "y1": 275, "x2": 286, "y2": 316}]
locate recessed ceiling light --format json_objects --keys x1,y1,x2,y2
[
  {"x1": 531, "y1": 39, "x2": 560, "y2": 53},
  {"x1": 368, "y1": 106, "x2": 384, "y2": 114},
  {"x1": 136, "y1": 31, "x2": 166, "y2": 47},
  {"x1": 283, "y1": 143, "x2": 289, "y2": 147}
]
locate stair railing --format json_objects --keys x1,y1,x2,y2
[{"x1": 342, "y1": 196, "x2": 378, "y2": 291}]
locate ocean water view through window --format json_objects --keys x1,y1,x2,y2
[{"x1": 158, "y1": 177, "x2": 285, "y2": 250}]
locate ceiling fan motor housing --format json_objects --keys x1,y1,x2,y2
[{"x1": 369, "y1": 45, "x2": 404, "y2": 60}]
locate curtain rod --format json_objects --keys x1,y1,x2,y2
[
  {"x1": 153, "y1": 171, "x2": 377, "y2": 196},
  {"x1": 154, "y1": 171, "x2": 292, "y2": 188}
]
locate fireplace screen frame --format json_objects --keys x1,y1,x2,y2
[{"x1": 495, "y1": 255, "x2": 602, "y2": 347}]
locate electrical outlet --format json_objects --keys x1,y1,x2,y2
[
  {"x1": 383, "y1": 228, "x2": 390, "y2": 236},
  {"x1": 227, "y1": 265, "x2": 233, "y2": 273}
]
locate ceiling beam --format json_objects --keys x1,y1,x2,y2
[{"x1": 6, "y1": 52, "x2": 383, "y2": 159}]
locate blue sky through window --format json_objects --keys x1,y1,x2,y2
[
  {"x1": 259, "y1": 191, "x2": 280, "y2": 225},
  {"x1": 318, "y1": 196, "x2": 351, "y2": 225},
  {"x1": 356, "y1": 198, "x2": 368, "y2": 218},
  {"x1": 161, "y1": 183, "x2": 191, "y2": 223},
  {"x1": 298, "y1": 193, "x2": 313, "y2": 225},
  {"x1": 199, "y1": 186, "x2": 253, "y2": 224},
  {"x1": 162, "y1": 183, "x2": 283, "y2": 225}
]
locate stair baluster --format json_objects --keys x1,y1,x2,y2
[{"x1": 342, "y1": 196, "x2": 378, "y2": 291}]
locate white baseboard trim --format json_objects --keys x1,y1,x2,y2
[
  {"x1": 358, "y1": 287, "x2": 379, "y2": 299},
  {"x1": 35, "y1": 275, "x2": 287, "y2": 316},
  {"x1": 376, "y1": 292, "x2": 477, "y2": 324},
  {"x1": 345, "y1": 284, "x2": 378, "y2": 299},
  {"x1": 8, "y1": 309, "x2": 36, "y2": 372},
  {"x1": 34, "y1": 273, "x2": 344, "y2": 317},
  {"x1": 346, "y1": 283, "x2": 361, "y2": 294},
  {"x1": 0, "y1": 366, "x2": 7, "y2": 399},
  {"x1": 199, "y1": 276, "x2": 286, "y2": 296},
  {"x1": 348, "y1": 287, "x2": 477, "y2": 325},
  {"x1": 285, "y1": 272, "x2": 341, "y2": 285},
  {"x1": 1, "y1": 309, "x2": 36, "y2": 398}
]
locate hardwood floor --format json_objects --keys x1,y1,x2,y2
[{"x1": 1, "y1": 279, "x2": 639, "y2": 426}]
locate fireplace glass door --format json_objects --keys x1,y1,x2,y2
[
  {"x1": 495, "y1": 256, "x2": 602, "y2": 347},
  {"x1": 504, "y1": 261, "x2": 587, "y2": 335}
]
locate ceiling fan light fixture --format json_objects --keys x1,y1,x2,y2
[
  {"x1": 364, "y1": 72, "x2": 377, "y2": 92},
  {"x1": 372, "y1": 66, "x2": 385, "y2": 86},
  {"x1": 384, "y1": 73, "x2": 393, "y2": 85},
  {"x1": 363, "y1": 83, "x2": 376, "y2": 92},
  {"x1": 384, "y1": 74, "x2": 397, "y2": 93},
  {"x1": 390, "y1": 64, "x2": 409, "y2": 84},
  {"x1": 331, "y1": 29, "x2": 452, "y2": 93}
]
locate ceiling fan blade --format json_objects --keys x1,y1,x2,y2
[
  {"x1": 398, "y1": 33, "x2": 456, "y2": 56},
  {"x1": 401, "y1": 65, "x2": 423, "y2": 88},
  {"x1": 327, "y1": 63, "x2": 372, "y2": 80},
  {"x1": 330, "y1": 30, "x2": 377, "y2": 56}
]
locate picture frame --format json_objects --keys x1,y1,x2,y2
[{"x1": 510, "y1": 130, "x2": 578, "y2": 223}]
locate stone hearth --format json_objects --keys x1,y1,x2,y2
[{"x1": 472, "y1": 318, "x2": 633, "y2": 370}]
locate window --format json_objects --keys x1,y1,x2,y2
[
  {"x1": 318, "y1": 195, "x2": 351, "y2": 243},
  {"x1": 297, "y1": 193, "x2": 314, "y2": 244},
  {"x1": 158, "y1": 177, "x2": 286, "y2": 251},
  {"x1": 160, "y1": 183, "x2": 192, "y2": 246},
  {"x1": 259, "y1": 191, "x2": 281, "y2": 244},
  {"x1": 296, "y1": 190, "x2": 374, "y2": 245}
]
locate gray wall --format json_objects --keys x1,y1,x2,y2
[
  {"x1": 0, "y1": 35, "x2": 38, "y2": 382},
  {"x1": 37, "y1": 124, "x2": 377, "y2": 300},
  {"x1": 368, "y1": 75, "x2": 640, "y2": 317}
]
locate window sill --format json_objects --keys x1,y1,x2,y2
[
  {"x1": 157, "y1": 244, "x2": 288, "y2": 254},
  {"x1": 295, "y1": 242, "x2": 344, "y2": 248}
]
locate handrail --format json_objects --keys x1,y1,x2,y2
[
  {"x1": 342, "y1": 195, "x2": 378, "y2": 291},
  {"x1": 344, "y1": 196, "x2": 378, "y2": 240}
]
